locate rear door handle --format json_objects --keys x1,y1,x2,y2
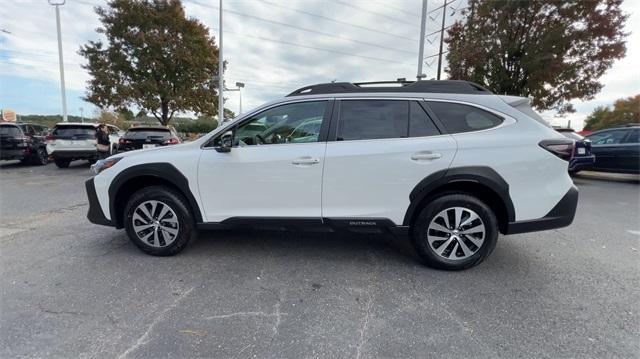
[
  {"x1": 292, "y1": 157, "x2": 320, "y2": 165},
  {"x1": 411, "y1": 152, "x2": 442, "y2": 161}
]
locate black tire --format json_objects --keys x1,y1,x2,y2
[
  {"x1": 32, "y1": 147, "x2": 49, "y2": 165},
  {"x1": 124, "y1": 185, "x2": 194, "y2": 256},
  {"x1": 411, "y1": 193, "x2": 498, "y2": 270},
  {"x1": 569, "y1": 170, "x2": 580, "y2": 176},
  {"x1": 54, "y1": 158, "x2": 70, "y2": 168}
]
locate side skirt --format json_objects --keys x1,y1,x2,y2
[{"x1": 197, "y1": 217, "x2": 410, "y2": 236}]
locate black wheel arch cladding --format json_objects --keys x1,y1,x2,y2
[
  {"x1": 403, "y1": 166, "x2": 516, "y2": 227},
  {"x1": 108, "y1": 162, "x2": 203, "y2": 228}
]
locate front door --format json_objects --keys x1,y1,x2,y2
[{"x1": 197, "y1": 100, "x2": 332, "y2": 222}]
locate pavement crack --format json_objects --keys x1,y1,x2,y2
[
  {"x1": 355, "y1": 292, "x2": 373, "y2": 359},
  {"x1": 117, "y1": 287, "x2": 194, "y2": 359}
]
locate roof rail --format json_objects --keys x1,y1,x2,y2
[{"x1": 286, "y1": 80, "x2": 492, "y2": 97}]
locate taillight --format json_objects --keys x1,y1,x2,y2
[
  {"x1": 118, "y1": 138, "x2": 127, "y2": 145},
  {"x1": 164, "y1": 137, "x2": 179, "y2": 145},
  {"x1": 539, "y1": 139, "x2": 575, "y2": 161}
]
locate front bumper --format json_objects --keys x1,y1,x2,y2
[
  {"x1": 505, "y1": 186, "x2": 578, "y2": 234},
  {"x1": 86, "y1": 178, "x2": 113, "y2": 226},
  {"x1": 569, "y1": 155, "x2": 595, "y2": 172}
]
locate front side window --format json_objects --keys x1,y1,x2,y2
[
  {"x1": 427, "y1": 101, "x2": 503, "y2": 133},
  {"x1": 234, "y1": 101, "x2": 326, "y2": 146},
  {"x1": 588, "y1": 130, "x2": 628, "y2": 145},
  {"x1": 338, "y1": 100, "x2": 408, "y2": 141}
]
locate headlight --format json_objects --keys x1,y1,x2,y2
[{"x1": 91, "y1": 157, "x2": 122, "y2": 174}]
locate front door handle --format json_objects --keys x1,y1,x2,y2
[
  {"x1": 292, "y1": 157, "x2": 320, "y2": 165},
  {"x1": 411, "y1": 152, "x2": 442, "y2": 161}
]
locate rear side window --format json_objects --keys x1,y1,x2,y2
[
  {"x1": 0, "y1": 125, "x2": 21, "y2": 136},
  {"x1": 623, "y1": 129, "x2": 639, "y2": 144},
  {"x1": 338, "y1": 100, "x2": 408, "y2": 141},
  {"x1": 427, "y1": 101, "x2": 503, "y2": 133},
  {"x1": 410, "y1": 101, "x2": 440, "y2": 137},
  {"x1": 588, "y1": 129, "x2": 628, "y2": 145},
  {"x1": 52, "y1": 125, "x2": 96, "y2": 138}
]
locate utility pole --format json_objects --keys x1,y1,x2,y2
[
  {"x1": 49, "y1": 0, "x2": 68, "y2": 122},
  {"x1": 79, "y1": 107, "x2": 84, "y2": 123},
  {"x1": 236, "y1": 82, "x2": 244, "y2": 114},
  {"x1": 217, "y1": 0, "x2": 224, "y2": 127},
  {"x1": 436, "y1": 0, "x2": 447, "y2": 80},
  {"x1": 416, "y1": 0, "x2": 428, "y2": 80}
]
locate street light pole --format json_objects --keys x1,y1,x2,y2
[
  {"x1": 436, "y1": 0, "x2": 448, "y2": 80},
  {"x1": 49, "y1": 0, "x2": 68, "y2": 122},
  {"x1": 417, "y1": 0, "x2": 428, "y2": 80},
  {"x1": 217, "y1": 0, "x2": 224, "y2": 127},
  {"x1": 236, "y1": 82, "x2": 244, "y2": 114}
]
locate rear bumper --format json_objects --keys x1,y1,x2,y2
[
  {"x1": 569, "y1": 155, "x2": 595, "y2": 171},
  {"x1": 86, "y1": 178, "x2": 113, "y2": 226},
  {"x1": 0, "y1": 149, "x2": 28, "y2": 160},
  {"x1": 51, "y1": 150, "x2": 98, "y2": 160},
  {"x1": 505, "y1": 186, "x2": 578, "y2": 234}
]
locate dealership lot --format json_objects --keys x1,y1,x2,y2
[{"x1": 0, "y1": 161, "x2": 638, "y2": 358}]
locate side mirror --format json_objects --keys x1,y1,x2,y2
[{"x1": 215, "y1": 130, "x2": 233, "y2": 153}]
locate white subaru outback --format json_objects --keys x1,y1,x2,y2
[{"x1": 86, "y1": 80, "x2": 578, "y2": 270}]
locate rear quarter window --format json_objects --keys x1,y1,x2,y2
[{"x1": 427, "y1": 101, "x2": 503, "y2": 133}]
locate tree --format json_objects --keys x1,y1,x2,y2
[
  {"x1": 80, "y1": 0, "x2": 223, "y2": 125},
  {"x1": 446, "y1": 0, "x2": 628, "y2": 113},
  {"x1": 583, "y1": 95, "x2": 640, "y2": 131}
]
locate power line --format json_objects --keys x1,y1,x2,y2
[
  {"x1": 371, "y1": 1, "x2": 420, "y2": 18},
  {"x1": 261, "y1": 0, "x2": 418, "y2": 43},
  {"x1": 186, "y1": 0, "x2": 416, "y2": 55},
  {"x1": 331, "y1": 0, "x2": 421, "y2": 28}
]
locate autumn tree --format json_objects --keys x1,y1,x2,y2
[
  {"x1": 80, "y1": 0, "x2": 222, "y2": 125},
  {"x1": 446, "y1": 0, "x2": 628, "y2": 113},
  {"x1": 583, "y1": 95, "x2": 640, "y2": 131}
]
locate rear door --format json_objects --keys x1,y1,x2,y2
[
  {"x1": 620, "y1": 129, "x2": 640, "y2": 173},
  {"x1": 321, "y1": 99, "x2": 457, "y2": 224}
]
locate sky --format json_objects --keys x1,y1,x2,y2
[{"x1": 0, "y1": 0, "x2": 638, "y2": 130}]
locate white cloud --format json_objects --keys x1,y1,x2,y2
[{"x1": 0, "y1": 0, "x2": 637, "y2": 125}]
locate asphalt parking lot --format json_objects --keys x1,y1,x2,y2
[{"x1": 0, "y1": 160, "x2": 638, "y2": 359}]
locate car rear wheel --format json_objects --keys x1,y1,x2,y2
[
  {"x1": 411, "y1": 193, "x2": 498, "y2": 270},
  {"x1": 33, "y1": 147, "x2": 48, "y2": 165},
  {"x1": 54, "y1": 159, "x2": 70, "y2": 168},
  {"x1": 124, "y1": 186, "x2": 194, "y2": 256}
]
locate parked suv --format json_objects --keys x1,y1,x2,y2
[
  {"x1": 0, "y1": 122, "x2": 50, "y2": 165},
  {"x1": 118, "y1": 126, "x2": 181, "y2": 152},
  {"x1": 47, "y1": 123, "x2": 122, "y2": 168},
  {"x1": 85, "y1": 81, "x2": 578, "y2": 270}
]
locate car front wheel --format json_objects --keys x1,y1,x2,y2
[
  {"x1": 124, "y1": 186, "x2": 194, "y2": 256},
  {"x1": 411, "y1": 194, "x2": 498, "y2": 270}
]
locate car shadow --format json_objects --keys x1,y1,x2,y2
[
  {"x1": 185, "y1": 229, "x2": 421, "y2": 266},
  {"x1": 573, "y1": 171, "x2": 640, "y2": 185}
]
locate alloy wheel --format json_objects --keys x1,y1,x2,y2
[
  {"x1": 427, "y1": 207, "x2": 485, "y2": 260},
  {"x1": 132, "y1": 200, "x2": 179, "y2": 247}
]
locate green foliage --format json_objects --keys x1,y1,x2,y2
[
  {"x1": 583, "y1": 95, "x2": 640, "y2": 131},
  {"x1": 446, "y1": 0, "x2": 628, "y2": 113},
  {"x1": 79, "y1": 0, "x2": 222, "y2": 125}
]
